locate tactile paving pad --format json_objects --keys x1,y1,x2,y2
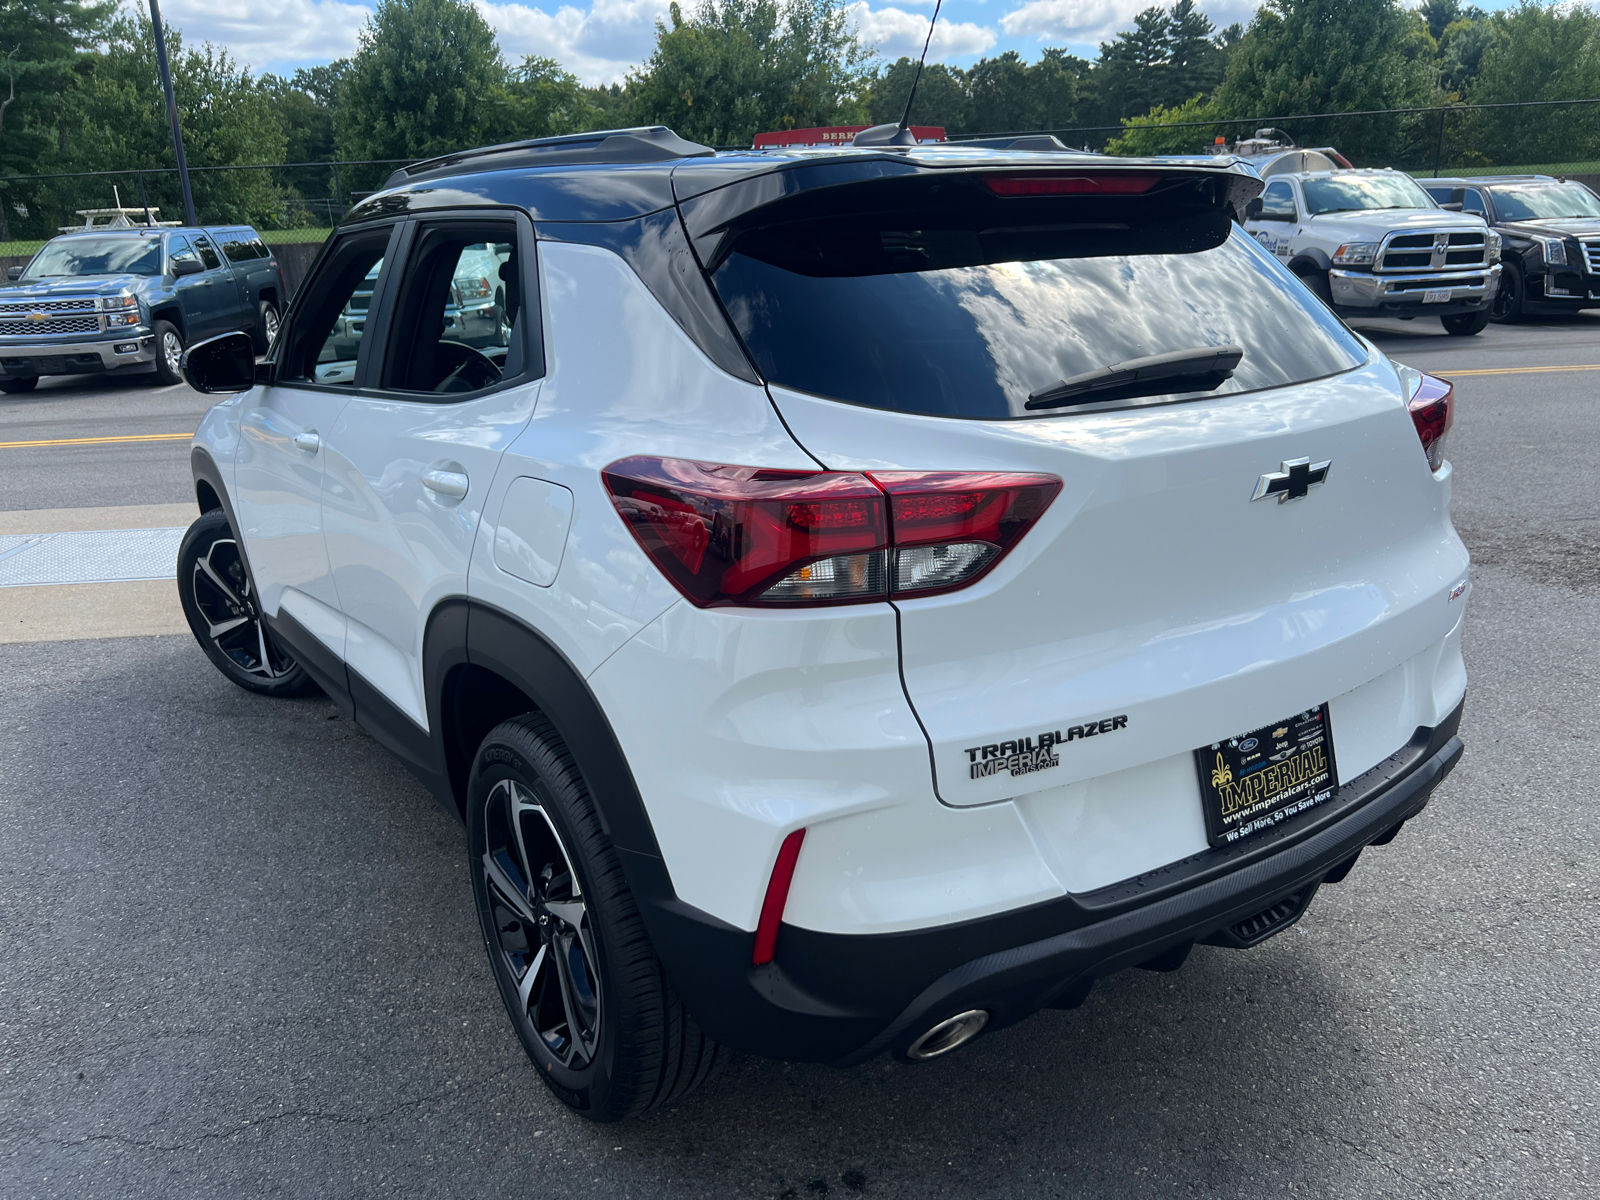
[{"x1": 0, "y1": 527, "x2": 185, "y2": 587}]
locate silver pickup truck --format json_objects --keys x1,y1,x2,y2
[{"x1": 1, "y1": 225, "x2": 286, "y2": 393}]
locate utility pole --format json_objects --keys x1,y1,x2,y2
[{"x1": 147, "y1": 0, "x2": 196, "y2": 225}]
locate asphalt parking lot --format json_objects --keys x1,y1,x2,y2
[{"x1": 2, "y1": 316, "x2": 1597, "y2": 1198}]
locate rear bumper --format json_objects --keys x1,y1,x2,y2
[
  {"x1": 1330, "y1": 265, "x2": 1499, "y2": 317},
  {"x1": 639, "y1": 697, "x2": 1465, "y2": 1065},
  {"x1": 0, "y1": 334, "x2": 156, "y2": 377}
]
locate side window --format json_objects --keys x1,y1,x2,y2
[
  {"x1": 1463, "y1": 189, "x2": 1487, "y2": 218},
  {"x1": 219, "y1": 233, "x2": 262, "y2": 263},
  {"x1": 248, "y1": 238, "x2": 270, "y2": 260},
  {"x1": 168, "y1": 235, "x2": 198, "y2": 270},
  {"x1": 378, "y1": 222, "x2": 523, "y2": 396},
  {"x1": 277, "y1": 230, "x2": 391, "y2": 388},
  {"x1": 193, "y1": 235, "x2": 223, "y2": 271},
  {"x1": 1261, "y1": 181, "x2": 1297, "y2": 221}
]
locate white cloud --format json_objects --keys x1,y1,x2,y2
[
  {"x1": 848, "y1": 3, "x2": 997, "y2": 60},
  {"x1": 145, "y1": 0, "x2": 370, "y2": 71},
  {"x1": 1000, "y1": 0, "x2": 1255, "y2": 47},
  {"x1": 474, "y1": 0, "x2": 671, "y2": 84}
]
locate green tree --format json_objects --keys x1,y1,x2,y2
[
  {"x1": 1104, "y1": 93, "x2": 1227, "y2": 155},
  {"x1": 964, "y1": 49, "x2": 1079, "y2": 133},
  {"x1": 48, "y1": 16, "x2": 287, "y2": 227},
  {"x1": 262, "y1": 61, "x2": 350, "y2": 165},
  {"x1": 626, "y1": 0, "x2": 871, "y2": 146},
  {"x1": 867, "y1": 56, "x2": 968, "y2": 130},
  {"x1": 1438, "y1": 17, "x2": 1495, "y2": 94},
  {"x1": 1462, "y1": 2, "x2": 1600, "y2": 165},
  {"x1": 493, "y1": 55, "x2": 596, "y2": 139},
  {"x1": 1214, "y1": 0, "x2": 1438, "y2": 161},
  {"x1": 337, "y1": 0, "x2": 506, "y2": 170}
]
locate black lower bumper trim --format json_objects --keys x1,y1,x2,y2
[{"x1": 639, "y1": 699, "x2": 1465, "y2": 1066}]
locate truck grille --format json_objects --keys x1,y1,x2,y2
[
  {"x1": 0, "y1": 315, "x2": 102, "y2": 337},
  {"x1": 1582, "y1": 238, "x2": 1600, "y2": 274},
  {"x1": 0, "y1": 298, "x2": 98, "y2": 316},
  {"x1": 1376, "y1": 231, "x2": 1488, "y2": 273}
]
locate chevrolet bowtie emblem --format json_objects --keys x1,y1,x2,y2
[
  {"x1": 1252, "y1": 457, "x2": 1332, "y2": 503},
  {"x1": 28, "y1": 311, "x2": 48, "y2": 322}
]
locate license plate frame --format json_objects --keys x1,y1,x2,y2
[
  {"x1": 1194, "y1": 705, "x2": 1339, "y2": 848},
  {"x1": 1422, "y1": 288, "x2": 1452, "y2": 304}
]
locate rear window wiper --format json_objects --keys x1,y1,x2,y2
[{"x1": 1026, "y1": 345, "x2": 1245, "y2": 410}]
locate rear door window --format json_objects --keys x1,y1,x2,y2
[{"x1": 709, "y1": 182, "x2": 1366, "y2": 420}]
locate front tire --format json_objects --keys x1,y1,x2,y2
[
  {"x1": 1441, "y1": 308, "x2": 1491, "y2": 336},
  {"x1": 177, "y1": 510, "x2": 318, "y2": 697},
  {"x1": 0, "y1": 376, "x2": 38, "y2": 394},
  {"x1": 467, "y1": 713, "x2": 721, "y2": 1122},
  {"x1": 153, "y1": 319, "x2": 185, "y2": 385},
  {"x1": 1490, "y1": 262, "x2": 1524, "y2": 324}
]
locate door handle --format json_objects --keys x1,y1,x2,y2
[
  {"x1": 421, "y1": 469, "x2": 469, "y2": 499},
  {"x1": 292, "y1": 430, "x2": 321, "y2": 453}
]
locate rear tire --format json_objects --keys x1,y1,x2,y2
[
  {"x1": 253, "y1": 301, "x2": 281, "y2": 354},
  {"x1": 1490, "y1": 262, "x2": 1524, "y2": 324},
  {"x1": 177, "y1": 510, "x2": 319, "y2": 697},
  {"x1": 467, "y1": 713, "x2": 722, "y2": 1122},
  {"x1": 0, "y1": 376, "x2": 38, "y2": 394},
  {"x1": 1441, "y1": 308, "x2": 1491, "y2": 336},
  {"x1": 153, "y1": 319, "x2": 184, "y2": 385}
]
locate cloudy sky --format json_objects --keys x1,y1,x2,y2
[{"x1": 151, "y1": 0, "x2": 1511, "y2": 85}]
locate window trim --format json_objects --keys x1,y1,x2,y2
[{"x1": 357, "y1": 208, "x2": 544, "y2": 405}]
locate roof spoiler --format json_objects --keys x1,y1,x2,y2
[{"x1": 385, "y1": 127, "x2": 715, "y2": 189}]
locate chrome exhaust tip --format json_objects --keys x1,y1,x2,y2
[{"x1": 905, "y1": 1009, "x2": 990, "y2": 1061}]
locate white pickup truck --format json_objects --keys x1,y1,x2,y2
[{"x1": 1238, "y1": 148, "x2": 1502, "y2": 336}]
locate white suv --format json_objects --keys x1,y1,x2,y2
[{"x1": 176, "y1": 127, "x2": 1469, "y2": 1122}]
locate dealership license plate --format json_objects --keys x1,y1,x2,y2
[
  {"x1": 1195, "y1": 705, "x2": 1339, "y2": 847},
  {"x1": 1422, "y1": 288, "x2": 1452, "y2": 304}
]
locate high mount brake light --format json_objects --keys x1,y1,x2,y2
[
  {"x1": 1409, "y1": 373, "x2": 1455, "y2": 471},
  {"x1": 602, "y1": 457, "x2": 1061, "y2": 608},
  {"x1": 985, "y1": 173, "x2": 1161, "y2": 197}
]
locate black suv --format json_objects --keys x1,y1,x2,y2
[{"x1": 1424, "y1": 175, "x2": 1600, "y2": 322}]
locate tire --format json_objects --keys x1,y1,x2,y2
[
  {"x1": 1441, "y1": 308, "x2": 1491, "y2": 336},
  {"x1": 1490, "y1": 262, "x2": 1524, "y2": 324},
  {"x1": 176, "y1": 510, "x2": 319, "y2": 697},
  {"x1": 1298, "y1": 268, "x2": 1334, "y2": 306},
  {"x1": 467, "y1": 713, "x2": 722, "y2": 1122},
  {"x1": 153, "y1": 319, "x2": 184, "y2": 385},
  {"x1": 253, "y1": 300, "x2": 281, "y2": 354},
  {"x1": 0, "y1": 376, "x2": 38, "y2": 394}
]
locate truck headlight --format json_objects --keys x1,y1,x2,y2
[
  {"x1": 1487, "y1": 230, "x2": 1502, "y2": 264},
  {"x1": 98, "y1": 294, "x2": 138, "y2": 311},
  {"x1": 106, "y1": 312, "x2": 141, "y2": 327},
  {"x1": 1333, "y1": 242, "x2": 1378, "y2": 266},
  {"x1": 1533, "y1": 235, "x2": 1565, "y2": 266}
]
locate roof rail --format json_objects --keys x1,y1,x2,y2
[{"x1": 384, "y1": 127, "x2": 716, "y2": 189}]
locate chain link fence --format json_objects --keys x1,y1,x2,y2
[{"x1": 3, "y1": 99, "x2": 1596, "y2": 291}]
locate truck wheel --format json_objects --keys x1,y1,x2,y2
[
  {"x1": 253, "y1": 301, "x2": 281, "y2": 354},
  {"x1": 0, "y1": 376, "x2": 38, "y2": 394},
  {"x1": 1441, "y1": 309, "x2": 1491, "y2": 336},
  {"x1": 153, "y1": 319, "x2": 185, "y2": 385},
  {"x1": 1298, "y1": 269, "x2": 1334, "y2": 306},
  {"x1": 1490, "y1": 263, "x2": 1524, "y2": 324},
  {"x1": 467, "y1": 712, "x2": 722, "y2": 1122}
]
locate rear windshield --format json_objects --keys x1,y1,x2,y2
[{"x1": 710, "y1": 189, "x2": 1366, "y2": 419}]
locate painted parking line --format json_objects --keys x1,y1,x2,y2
[
  {"x1": 1433, "y1": 364, "x2": 1600, "y2": 377},
  {"x1": 0, "y1": 432, "x2": 192, "y2": 450}
]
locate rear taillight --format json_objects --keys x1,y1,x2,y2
[
  {"x1": 985, "y1": 172, "x2": 1160, "y2": 197},
  {"x1": 602, "y1": 457, "x2": 1061, "y2": 608},
  {"x1": 1409, "y1": 374, "x2": 1455, "y2": 472}
]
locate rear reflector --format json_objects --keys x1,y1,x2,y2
[
  {"x1": 1409, "y1": 374, "x2": 1455, "y2": 471},
  {"x1": 602, "y1": 458, "x2": 1061, "y2": 607},
  {"x1": 985, "y1": 172, "x2": 1161, "y2": 197},
  {"x1": 753, "y1": 829, "x2": 806, "y2": 965}
]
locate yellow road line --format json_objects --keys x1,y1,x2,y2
[
  {"x1": 1434, "y1": 364, "x2": 1600, "y2": 377},
  {"x1": 0, "y1": 432, "x2": 192, "y2": 450}
]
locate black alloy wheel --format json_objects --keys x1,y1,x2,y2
[
  {"x1": 177, "y1": 510, "x2": 318, "y2": 697},
  {"x1": 467, "y1": 714, "x2": 721, "y2": 1121},
  {"x1": 1491, "y1": 261, "x2": 1524, "y2": 323}
]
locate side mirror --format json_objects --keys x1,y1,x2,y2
[
  {"x1": 1438, "y1": 202, "x2": 1464, "y2": 212},
  {"x1": 182, "y1": 331, "x2": 257, "y2": 394},
  {"x1": 1244, "y1": 198, "x2": 1263, "y2": 221},
  {"x1": 172, "y1": 258, "x2": 204, "y2": 278},
  {"x1": 6, "y1": 266, "x2": 22, "y2": 281}
]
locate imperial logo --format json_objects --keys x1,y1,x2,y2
[{"x1": 964, "y1": 715, "x2": 1129, "y2": 780}]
